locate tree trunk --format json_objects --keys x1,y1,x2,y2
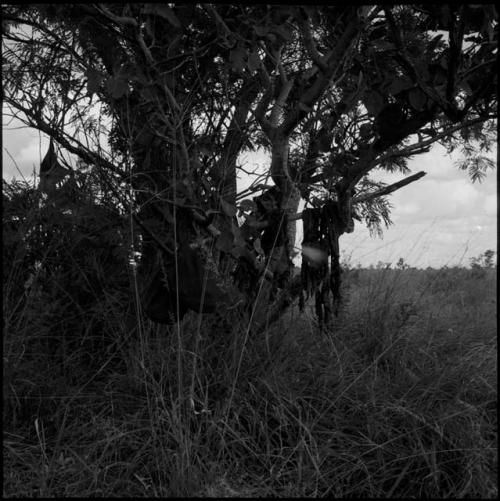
[
  {"x1": 270, "y1": 134, "x2": 301, "y2": 259},
  {"x1": 284, "y1": 187, "x2": 301, "y2": 256}
]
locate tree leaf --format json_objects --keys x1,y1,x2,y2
[
  {"x1": 459, "y1": 80, "x2": 473, "y2": 95},
  {"x1": 160, "y1": 205, "x2": 174, "y2": 224},
  {"x1": 145, "y1": 17, "x2": 154, "y2": 37},
  {"x1": 220, "y1": 198, "x2": 237, "y2": 217},
  {"x1": 144, "y1": 4, "x2": 181, "y2": 27},
  {"x1": 254, "y1": 25, "x2": 268, "y2": 37},
  {"x1": 229, "y1": 46, "x2": 247, "y2": 73},
  {"x1": 385, "y1": 77, "x2": 413, "y2": 96},
  {"x1": 438, "y1": 5, "x2": 452, "y2": 29},
  {"x1": 359, "y1": 123, "x2": 373, "y2": 139},
  {"x1": 363, "y1": 91, "x2": 384, "y2": 115},
  {"x1": 371, "y1": 40, "x2": 395, "y2": 52},
  {"x1": 317, "y1": 130, "x2": 332, "y2": 152},
  {"x1": 231, "y1": 243, "x2": 247, "y2": 259},
  {"x1": 408, "y1": 88, "x2": 428, "y2": 111},
  {"x1": 253, "y1": 238, "x2": 264, "y2": 255},
  {"x1": 106, "y1": 77, "x2": 128, "y2": 99},
  {"x1": 215, "y1": 220, "x2": 234, "y2": 253},
  {"x1": 273, "y1": 24, "x2": 293, "y2": 42},
  {"x1": 266, "y1": 33, "x2": 278, "y2": 44},
  {"x1": 238, "y1": 199, "x2": 256, "y2": 212},
  {"x1": 247, "y1": 50, "x2": 261, "y2": 73},
  {"x1": 86, "y1": 68, "x2": 102, "y2": 96},
  {"x1": 231, "y1": 219, "x2": 246, "y2": 247}
]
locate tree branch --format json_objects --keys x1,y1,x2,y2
[
  {"x1": 2, "y1": 15, "x2": 86, "y2": 66},
  {"x1": 4, "y1": 97, "x2": 126, "y2": 179},
  {"x1": 94, "y1": 4, "x2": 138, "y2": 28},
  {"x1": 462, "y1": 66, "x2": 498, "y2": 116},
  {"x1": 280, "y1": 14, "x2": 360, "y2": 136},
  {"x1": 375, "y1": 115, "x2": 497, "y2": 164},
  {"x1": 252, "y1": 51, "x2": 282, "y2": 137},
  {"x1": 446, "y1": 5, "x2": 465, "y2": 102},
  {"x1": 299, "y1": 132, "x2": 321, "y2": 185},
  {"x1": 219, "y1": 80, "x2": 260, "y2": 201},
  {"x1": 384, "y1": 6, "x2": 453, "y2": 116},
  {"x1": 298, "y1": 16, "x2": 327, "y2": 73},
  {"x1": 352, "y1": 170, "x2": 427, "y2": 204},
  {"x1": 270, "y1": 78, "x2": 293, "y2": 128},
  {"x1": 275, "y1": 170, "x2": 428, "y2": 225}
]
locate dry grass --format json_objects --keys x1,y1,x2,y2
[{"x1": 3, "y1": 258, "x2": 497, "y2": 497}]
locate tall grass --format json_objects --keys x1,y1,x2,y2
[
  {"x1": 3, "y1": 181, "x2": 497, "y2": 496},
  {"x1": 4, "y1": 262, "x2": 496, "y2": 497}
]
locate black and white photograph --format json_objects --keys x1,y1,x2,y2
[{"x1": 3, "y1": 4, "x2": 497, "y2": 497}]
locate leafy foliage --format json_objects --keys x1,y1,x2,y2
[
  {"x1": 2, "y1": 4, "x2": 497, "y2": 321},
  {"x1": 3, "y1": 171, "x2": 133, "y2": 369},
  {"x1": 358, "y1": 196, "x2": 394, "y2": 238},
  {"x1": 455, "y1": 155, "x2": 496, "y2": 183}
]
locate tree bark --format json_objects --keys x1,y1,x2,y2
[
  {"x1": 219, "y1": 81, "x2": 259, "y2": 204},
  {"x1": 270, "y1": 134, "x2": 300, "y2": 255}
]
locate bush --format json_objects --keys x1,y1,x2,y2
[{"x1": 3, "y1": 175, "x2": 135, "y2": 430}]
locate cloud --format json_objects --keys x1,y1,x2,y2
[
  {"x1": 483, "y1": 194, "x2": 497, "y2": 216},
  {"x1": 18, "y1": 140, "x2": 49, "y2": 164},
  {"x1": 3, "y1": 138, "x2": 47, "y2": 180},
  {"x1": 2, "y1": 117, "x2": 49, "y2": 180},
  {"x1": 390, "y1": 176, "x2": 487, "y2": 227},
  {"x1": 396, "y1": 202, "x2": 420, "y2": 216}
]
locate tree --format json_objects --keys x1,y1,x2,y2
[
  {"x1": 2, "y1": 4, "x2": 497, "y2": 326},
  {"x1": 470, "y1": 249, "x2": 496, "y2": 269}
]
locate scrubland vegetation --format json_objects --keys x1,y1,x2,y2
[
  {"x1": 3, "y1": 180, "x2": 497, "y2": 498},
  {"x1": 3, "y1": 4, "x2": 498, "y2": 497}
]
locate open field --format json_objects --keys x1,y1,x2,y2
[{"x1": 3, "y1": 262, "x2": 497, "y2": 497}]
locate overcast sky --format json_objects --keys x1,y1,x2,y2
[
  {"x1": 3, "y1": 117, "x2": 497, "y2": 269},
  {"x1": 241, "y1": 144, "x2": 497, "y2": 269}
]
